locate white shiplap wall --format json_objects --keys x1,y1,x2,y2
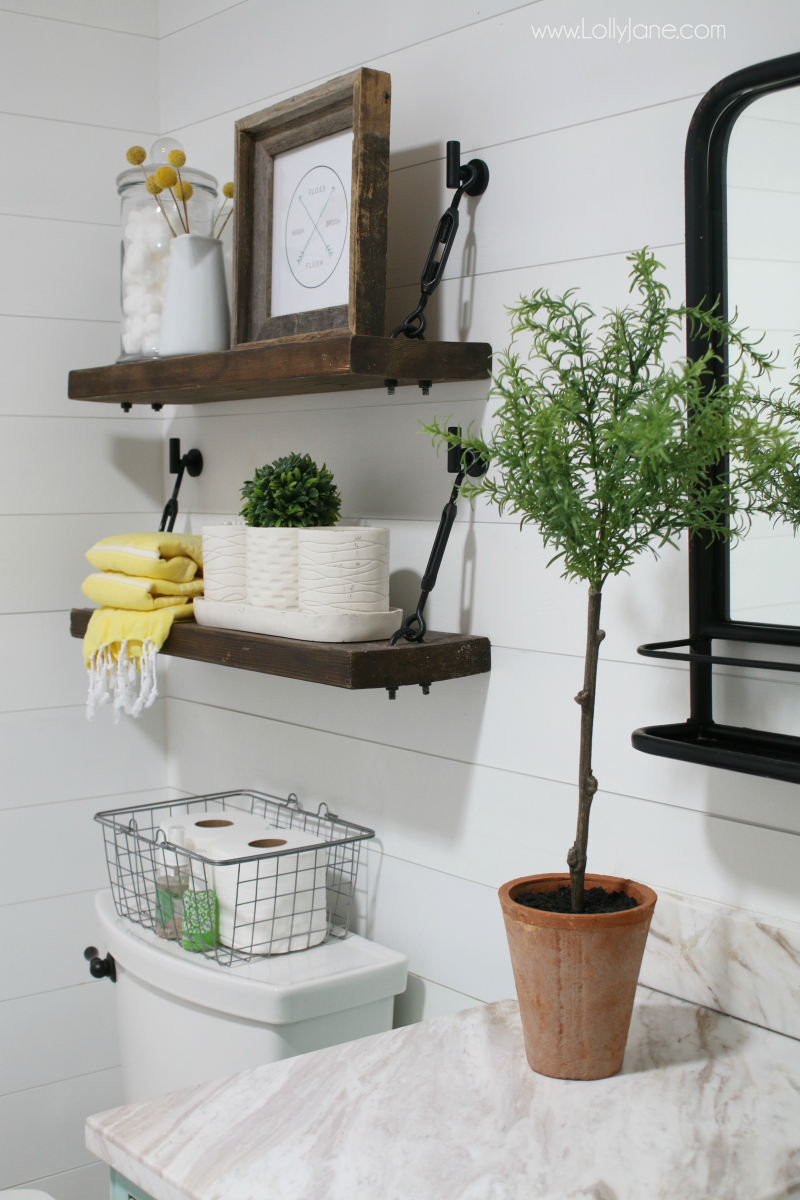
[
  {"x1": 160, "y1": 0, "x2": 800, "y2": 1028},
  {"x1": 0, "y1": 3, "x2": 167, "y2": 1197},
  {"x1": 5, "y1": 2, "x2": 800, "y2": 1195}
]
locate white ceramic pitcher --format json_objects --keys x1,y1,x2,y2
[{"x1": 159, "y1": 233, "x2": 230, "y2": 356}]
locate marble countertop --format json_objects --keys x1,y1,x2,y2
[{"x1": 86, "y1": 987, "x2": 800, "y2": 1200}]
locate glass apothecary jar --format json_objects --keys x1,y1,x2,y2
[{"x1": 116, "y1": 137, "x2": 218, "y2": 362}]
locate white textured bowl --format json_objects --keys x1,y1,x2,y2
[
  {"x1": 246, "y1": 527, "x2": 299, "y2": 609},
  {"x1": 202, "y1": 525, "x2": 247, "y2": 603},
  {"x1": 194, "y1": 598, "x2": 402, "y2": 643},
  {"x1": 299, "y1": 527, "x2": 390, "y2": 614}
]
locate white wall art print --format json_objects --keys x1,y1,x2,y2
[{"x1": 271, "y1": 128, "x2": 353, "y2": 319}]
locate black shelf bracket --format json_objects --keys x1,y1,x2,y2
[
  {"x1": 390, "y1": 140, "x2": 489, "y2": 346},
  {"x1": 160, "y1": 437, "x2": 203, "y2": 532},
  {"x1": 390, "y1": 427, "x2": 487, "y2": 650}
]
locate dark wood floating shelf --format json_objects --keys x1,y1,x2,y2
[
  {"x1": 70, "y1": 609, "x2": 491, "y2": 691},
  {"x1": 67, "y1": 333, "x2": 492, "y2": 406},
  {"x1": 632, "y1": 720, "x2": 800, "y2": 785}
]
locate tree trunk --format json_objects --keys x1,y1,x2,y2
[{"x1": 567, "y1": 589, "x2": 605, "y2": 913}]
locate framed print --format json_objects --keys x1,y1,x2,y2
[{"x1": 232, "y1": 67, "x2": 391, "y2": 346}]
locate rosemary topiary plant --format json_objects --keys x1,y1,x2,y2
[
  {"x1": 425, "y1": 248, "x2": 800, "y2": 912},
  {"x1": 240, "y1": 453, "x2": 341, "y2": 528}
]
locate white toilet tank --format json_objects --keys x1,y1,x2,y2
[{"x1": 94, "y1": 891, "x2": 408, "y2": 1103}]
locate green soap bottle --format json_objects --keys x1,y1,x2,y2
[{"x1": 182, "y1": 887, "x2": 219, "y2": 952}]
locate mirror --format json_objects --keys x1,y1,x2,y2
[{"x1": 727, "y1": 86, "x2": 800, "y2": 625}]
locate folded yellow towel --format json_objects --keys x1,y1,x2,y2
[
  {"x1": 81, "y1": 572, "x2": 204, "y2": 611},
  {"x1": 84, "y1": 604, "x2": 194, "y2": 720},
  {"x1": 86, "y1": 532, "x2": 203, "y2": 583}
]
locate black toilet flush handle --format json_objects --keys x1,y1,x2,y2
[{"x1": 84, "y1": 945, "x2": 116, "y2": 982}]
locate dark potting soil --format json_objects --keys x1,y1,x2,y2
[{"x1": 514, "y1": 885, "x2": 638, "y2": 914}]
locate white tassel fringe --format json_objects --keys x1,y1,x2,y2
[{"x1": 87, "y1": 638, "x2": 159, "y2": 722}]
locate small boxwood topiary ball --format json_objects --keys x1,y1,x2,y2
[{"x1": 240, "y1": 453, "x2": 341, "y2": 528}]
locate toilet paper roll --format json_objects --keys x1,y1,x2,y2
[
  {"x1": 299, "y1": 527, "x2": 390, "y2": 614},
  {"x1": 246, "y1": 527, "x2": 299, "y2": 610},
  {"x1": 211, "y1": 825, "x2": 329, "y2": 955},
  {"x1": 202, "y1": 525, "x2": 247, "y2": 602}
]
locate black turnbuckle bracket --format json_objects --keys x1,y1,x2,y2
[
  {"x1": 390, "y1": 141, "x2": 489, "y2": 345},
  {"x1": 391, "y1": 427, "x2": 487, "y2": 648},
  {"x1": 159, "y1": 437, "x2": 203, "y2": 532}
]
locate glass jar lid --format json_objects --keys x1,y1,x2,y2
[{"x1": 117, "y1": 137, "x2": 217, "y2": 194}]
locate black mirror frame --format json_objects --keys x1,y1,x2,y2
[{"x1": 632, "y1": 50, "x2": 800, "y2": 784}]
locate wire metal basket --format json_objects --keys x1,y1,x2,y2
[{"x1": 95, "y1": 790, "x2": 375, "y2": 965}]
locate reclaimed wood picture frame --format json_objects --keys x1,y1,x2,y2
[{"x1": 232, "y1": 67, "x2": 391, "y2": 347}]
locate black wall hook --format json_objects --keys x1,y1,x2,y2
[
  {"x1": 391, "y1": 140, "x2": 489, "y2": 345},
  {"x1": 391, "y1": 427, "x2": 487, "y2": 650},
  {"x1": 160, "y1": 437, "x2": 203, "y2": 532}
]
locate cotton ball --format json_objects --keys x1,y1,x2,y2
[
  {"x1": 122, "y1": 285, "x2": 147, "y2": 316},
  {"x1": 145, "y1": 220, "x2": 170, "y2": 254},
  {"x1": 141, "y1": 324, "x2": 161, "y2": 355},
  {"x1": 125, "y1": 314, "x2": 146, "y2": 341},
  {"x1": 123, "y1": 241, "x2": 150, "y2": 280},
  {"x1": 142, "y1": 291, "x2": 162, "y2": 316},
  {"x1": 122, "y1": 326, "x2": 143, "y2": 354},
  {"x1": 144, "y1": 312, "x2": 161, "y2": 331}
]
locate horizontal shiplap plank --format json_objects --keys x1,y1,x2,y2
[
  {"x1": 393, "y1": 973, "x2": 482, "y2": 1027},
  {"x1": 18, "y1": 1160, "x2": 110, "y2": 1200},
  {"x1": 0, "y1": 703, "x2": 167, "y2": 812},
  {"x1": 0, "y1": 982, "x2": 118, "y2": 1095},
  {"x1": 0, "y1": 9, "x2": 157, "y2": 128},
  {"x1": 0, "y1": 112, "x2": 156, "y2": 226},
  {"x1": 0, "y1": 890, "x2": 114, "y2": 1001},
  {"x1": 0, "y1": 415, "x2": 164, "y2": 514},
  {"x1": 0, "y1": 1066, "x2": 123, "y2": 1189},
  {"x1": 0, "y1": 215, "x2": 120, "y2": 323},
  {"x1": 166, "y1": 699, "x2": 800, "y2": 922},
  {"x1": 0, "y1": 315, "x2": 156, "y2": 418},
  {"x1": 159, "y1": 0, "x2": 535, "y2": 132},
  {"x1": 0, "y1": 787, "x2": 172, "y2": 906},
  {"x1": 368, "y1": 849, "x2": 515, "y2": 1002},
  {"x1": 159, "y1": 0, "x2": 255, "y2": 38},
  {"x1": 0, "y1": 1, "x2": 157, "y2": 35},
  {"x1": 0, "y1": 612, "x2": 115, "y2": 711}
]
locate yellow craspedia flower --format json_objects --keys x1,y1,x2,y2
[
  {"x1": 126, "y1": 145, "x2": 147, "y2": 166},
  {"x1": 222, "y1": 181, "x2": 234, "y2": 198},
  {"x1": 145, "y1": 176, "x2": 164, "y2": 195},
  {"x1": 154, "y1": 165, "x2": 178, "y2": 190},
  {"x1": 168, "y1": 150, "x2": 186, "y2": 168},
  {"x1": 174, "y1": 181, "x2": 193, "y2": 201}
]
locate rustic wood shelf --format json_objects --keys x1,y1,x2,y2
[
  {"x1": 70, "y1": 609, "x2": 491, "y2": 691},
  {"x1": 68, "y1": 333, "x2": 492, "y2": 406}
]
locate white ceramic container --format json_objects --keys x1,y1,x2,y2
[
  {"x1": 194, "y1": 597, "x2": 403, "y2": 643},
  {"x1": 159, "y1": 233, "x2": 230, "y2": 356},
  {"x1": 202, "y1": 524, "x2": 247, "y2": 602},
  {"x1": 246, "y1": 527, "x2": 299, "y2": 609},
  {"x1": 299, "y1": 527, "x2": 390, "y2": 614}
]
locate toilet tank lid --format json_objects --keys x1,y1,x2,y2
[{"x1": 95, "y1": 891, "x2": 407, "y2": 1025}]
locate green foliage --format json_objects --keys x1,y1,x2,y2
[
  {"x1": 424, "y1": 249, "x2": 800, "y2": 592},
  {"x1": 240, "y1": 453, "x2": 341, "y2": 528}
]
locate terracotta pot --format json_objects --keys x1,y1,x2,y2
[{"x1": 498, "y1": 873, "x2": 656, "y2": 1080}]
